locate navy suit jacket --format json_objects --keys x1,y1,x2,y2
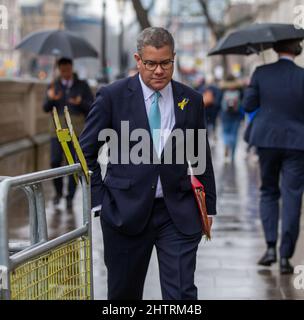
[
  {"x1": 80, "y1": 74, "x2": 217, "y2": 235},
  {"x1": 243, "y1": 59, "x2": 304, "y2": 150}
]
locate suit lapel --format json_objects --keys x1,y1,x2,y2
[
  {"x1": 127, "y1": 75, "x2": 156, "y2": 158},
  {"x1": 127, "y1": 75, "x2": 151, "y2": 132},
  {"x1": 172, "y1": 80, "x2": 186, "y2": 131},
  {"x1": 160, "y1": 80, "x2": 186, "y2": 160}
]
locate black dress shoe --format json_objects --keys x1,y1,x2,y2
[
  {"x1": 280, "y1": 258, "x2": 294, "y2": 275},
  {"x1": 258, "y1": 247, "x2": 277, "y2": 266}
]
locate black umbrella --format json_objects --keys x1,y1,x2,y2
[
  {"x1": 15, "y1": 29, "x2": 98, "y2": 59},
  {"x1": 208, "y1": 23, "x2": 304, "y2": 56}
]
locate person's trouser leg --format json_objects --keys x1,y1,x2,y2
[
  {"x1": 222, "y1": 121, "x2": 230, "y2": 149},
  {"x1": 257, "y1": 148, "x2": 282, "y2": 246},
  {"x1": 230, "y1": 120, "x2": 240, "y2": 160},
  {"x1": 280, "y1": 149, "x2": 304, "y2": 258},
  {"x1": 50, "y1": 137, "x2": 63, "y2": 197},
  {"x1": 154, "y1": 200, "x2": 202, "y2": 300},
  {"x1": 101, "y1": 198, "x2": 202, "y2": 300},
  {"x1": 101, "y1": 218, "x2": 154, "y2": 300},
  {"x1": 67, "y1": 175, "x2": 77, "y2": 200}
]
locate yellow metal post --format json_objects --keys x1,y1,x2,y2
[
  {"x1": 52, "y1": 106, "x2": 90, "y2": 184},
  {"x1": 63, "y1": 106, "x2": 90, "y2": 183},
  {"x1": 52, "y1": 107, "x2": 78, "y2": 184}
]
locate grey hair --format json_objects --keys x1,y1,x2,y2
[{"x1": 137, "y1": 27, "x2": 175, "y2": 55}]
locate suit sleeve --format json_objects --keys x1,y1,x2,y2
[
  {"x1": 242, "y1": 69, "x2": 260, "y2": 112},
  {"x1": 195, "y1": 95, "x2": 217, "y2": 215},
  {"x1": 79, "y1": 87, "x2": 112, "y2": 208}
]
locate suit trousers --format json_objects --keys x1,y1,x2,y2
[
  {"x1": 257, "y1": 147, "x2": 304, "y2": 258},
  {"x1": 50, "y1": 137, "x2": 77, "y2": 199},
  {"x1": 100, "y1": 198, "x2": 203, "y2": 300}
]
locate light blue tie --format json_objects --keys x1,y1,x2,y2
[{"x1": 148, "y1": 91, "x2": 161, "y2": 152}]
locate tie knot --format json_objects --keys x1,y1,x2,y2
[
  {"x1": 152, "y1": 91, "x2": 160, "y2": 104},
  {"x1": 154, "y1": 91, "x2": 161, "y2": 100}
]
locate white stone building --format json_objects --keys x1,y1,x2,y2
[{"x1": 0, "y1": 0, "x2": 21, "y2": 77}]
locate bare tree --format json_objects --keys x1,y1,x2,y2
[
  {"x1": 198, "y1": 0, "x2": 256, "y2": 40},
  {"x1": 131, "y1": 0, "x2": 156, "y2": 30},
  {"x1": 198, "y1": 0, "x2": 257, "y2": 78}
]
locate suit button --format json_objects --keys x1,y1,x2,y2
[{"x1": 152, "y1": 184, "x2": 156, "y2": 189}]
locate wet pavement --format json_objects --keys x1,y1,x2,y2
[{"x1": 6, "y1": 124, "x2": 304, "y2": 299}]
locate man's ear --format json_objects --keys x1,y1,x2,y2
[{"x1": 134, "y1": 53, "x2": 141, "y2": 68}]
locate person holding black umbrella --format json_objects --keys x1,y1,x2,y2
[
  {"x1": 43, "y1": 57, "x2": 94, "y2": 209},
  {"x1": 243, "y1": 39, "x2": 304, "y2": 274}
]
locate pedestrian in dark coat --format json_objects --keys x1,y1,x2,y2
[
  {"x1": 243, "y1": 39, "x2": 304, "y2": 274},
  {"x1": 43, "y1": 57, "x2": 94, "y2": 209}
]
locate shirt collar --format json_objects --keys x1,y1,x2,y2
[
  {"x1": 61, "y1": 78, "x2": 74, "y2": 88},
  {"x1": 138, "y1": 74, "x2": 172, "y2": 101},
  {"x1": 279, "y1": 55, "x2": 295, "y2": 62}
]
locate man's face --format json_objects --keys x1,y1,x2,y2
[
  {"x1": 134, "y1": 45, "x2": 175, "y2": 91},
  {"x1": 59, "y1": 63, "x2": 73, "y2": 80}
]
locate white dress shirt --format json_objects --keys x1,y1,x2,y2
[
  {"x1": 139, "y1": 75, "x2": 175, "y2": 198},
  {"x1": 61, "y1": 78, "x2": 73, "y2": 88}
]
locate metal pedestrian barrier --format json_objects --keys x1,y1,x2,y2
[
  {"x1": 0, "y1": 107, "x2": 93, "y2": 300},
  {"x1": 0, "y1": 165, "x2": 93, "y2": 300}
]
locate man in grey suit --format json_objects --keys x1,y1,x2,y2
[{"x1": 243, "y1": 39, "x2": 304, "y2": 274}]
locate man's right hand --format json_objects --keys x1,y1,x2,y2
[
  {"x1": 47, "y1": 87, "x2": 62, "y2": 100},
  {"x1": 208, "y1": 216, "x2": 213, "y2": 230},
  {"x1": 92, "y1": 205, "x2": 102, "y2": 217}
]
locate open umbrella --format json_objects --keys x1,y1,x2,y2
[
  {"x1": 15, "y1": 29, "x2": 98, "y2": 59},
  {"x1": 208, "y1": 23, "x2": 304, "y2": 56}
]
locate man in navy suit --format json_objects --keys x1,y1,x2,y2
[
  {"x1": 243, "y1": 39, "x2": 304, "y2": 274},
  {"x1": 80, "y1": 27, "x2": 217, "y2": 299}
]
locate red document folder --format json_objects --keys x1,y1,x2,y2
[{"x1": 191, "y1": 175, "x2": 211, "y2": 240}]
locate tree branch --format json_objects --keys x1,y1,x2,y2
[
  {"x1": 197, "y1": 0, "x2": 220, "y2": 39},
  {"x1": 131, "y1": 0, "x2": 152, "y2": 30},
  {"x1": 225, "y1": 13, "x2": 256, "y2": 32}
]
